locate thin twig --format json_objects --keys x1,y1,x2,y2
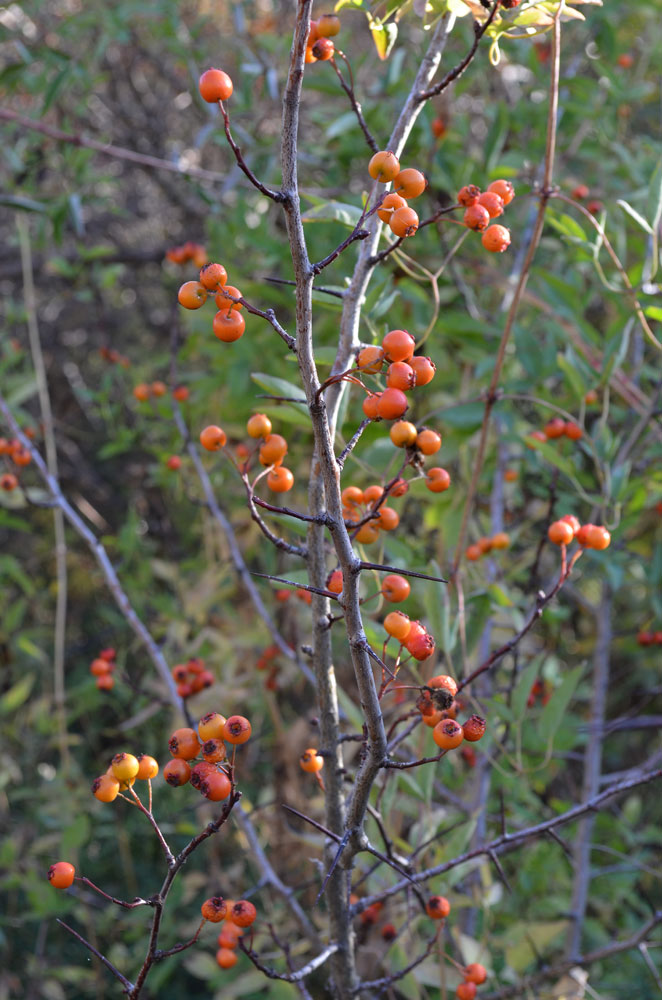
[
  {"x1": 417, "y1": 1, "x2": 501, "y2": 101},
  {"x1": 219, "y1": 102, "x2": 285, "y2": 202},
  {"x1": 56, "y1": 920, "x2": 134, "y2": 991},
  {"x1": 330, "y1": 53, "x2": 379, "y2": 153}
]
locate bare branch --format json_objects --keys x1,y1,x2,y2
[
  {"x1": 56, "y1": 920, "x2": 134, "y2": 992},
  {"x1": 219, "y1": 102, "x2": 285, "y2": 202}
]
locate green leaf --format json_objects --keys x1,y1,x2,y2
[
  {"x1": 439, "y1": 402, "x2": 484, "y2": 431},
  {"x1": 538, "y1": 665, "x2": 584, "y2": 743},
  {"x1": 301, "y1": 200, "x2": 362, "y2": 228},
  {"x1": 616, "y1": 199, "x2": 653, "y2": 235},
  {"x1": 0, "y1": 674, "x2": 35, "y2": 715},
  {"x1": 546, "y1": 212, "x2": 588, "y2": 242},
  {"x1": 250, "y1": 373, "x2": 307, "y2": 416},
  {"x1": 512, "y1": 659, "x2": 541, "y2": 720},
  {"x1": 556, "y1": 350, "x2": 585, "y2": 401}
]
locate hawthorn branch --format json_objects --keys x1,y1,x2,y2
[
  {"x1": 56, "y1": 920, "x2": 134, "y2": 992},
  {"x1": 330, "y1": 53, "x2": 379, "y2": 154},
  {"x1": 359, "y1": 930, "x2": 440, "y2": 991},
  {"x1": 417, "y1": 1, "x2": 501, "y2": 101},
  {"x1": 240, "y1": 940, "x2": 340, "y2": 983},
  {"x1": 337, "y1": 419, "x2": 372, "y2": 471},
  {"x1": 219, "y1": 102, "x2": 285, "y2": 202}
]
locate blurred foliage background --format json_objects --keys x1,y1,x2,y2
[{"x1": 1, "y1": 0, "x2": 661, "y2": 997}]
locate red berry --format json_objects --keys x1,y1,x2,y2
[{"x1": 199, "y1": 68, "x2": 233, "y2": 103}]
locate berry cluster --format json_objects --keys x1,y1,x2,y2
[
  {"x1": 459, "y1": 180, "x2": 515, "y2": 253},
  {"x1": 165, "y1": 241, "x2": 208, "y2": 268},
  {"x1": 547, "y1": 515, "x2": 611, "y2": 550},
  {"x1": 0, "y1": 436, "x2": 32, "y2": 487},
  {"x1": 305, "y1": 13, "x2": 341, "y2": 63},
  {"x1": 369, "y1": 151, "x2": 427, "y2": 238},
  {"x1": 178, "y1": 261, "x2": 246, "y2": 344},
  {"x1": 162, "y1": 711, "x2": 251, "y2": 801},
  {"x1": 199, "y1": 895, "x2": 257, "y2": 970},
  {"x1": 526, "y1": 416, "x2": 583, "y2": 447},
  {"x1": 133, "y1": 381, "x2": 189, "y2": 404},
  {"x1": 199, "y1": 412, "x2": 296, "y2": 494},
  {"x1": 637, "y1": 629, "x2": 662, "y2": 646},
  {"x1": 416, "y1": 675, "x2": 487, "y2": 749},
  {"x1": 99, "y1": 346, "x2": 130, "y2": 368},
  {"x1": 89, "y1": 647, "x2": 117, "y2": 692},
  {"x1": 171, "y1": 657, "x2": 215, "y2": 699},
  {"x1": 358, "y1": 330, "x2": 434, "y2": 422},
  {"x1": 383, "y1": 610, "x2": 435, "y2": 661},
  {"x1": 92, "y1": 752, "x2": 159, "y2": 803},
  {"x1": 465, "y1": 532, "x2": 511, "y2": 562}
]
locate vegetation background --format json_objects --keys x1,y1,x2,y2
[{"x1": 1, "y1": 0, "x2": 661, "y2": 997}]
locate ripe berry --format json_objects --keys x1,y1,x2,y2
[
  {"x1": 216, "y1": 948, "x2": 238, "y2": 969},
  {"x1": 300, "y1": 748, "x2": 324, "y2": 773},
  {"x1": 90, "y1": 657, "x2": 112, "y2": 676},
  {"x1": 482, "y1": 224, "x2": 511, "y2": 252},
  {"x1": 387, "y1": 477, "x2": 409, "y2": 497},
  {"x1": 456, "y1": 984, "x2": 477, "y2": 1000},
  {"x1": 202, "y1": 739, "x2": 227, "y2": 763},
  {"x1": 390, "y1": 420, "x2": 417, "y2": 447},
  {"x1": 463, "y1": 204, "x2": 490, "y2": 231},
  {"x1": 136, "y1": 755, "x2": 159, "y2": 780},
  {"x1": 342, "y1": 486, "x2": 364, "y2": 507},
  {"x1": 317, "y1": 13, "x2": 341, "y2": 36},
  {"x1": 487, "y1": 178, "x2": 515, "y2": 204},
  {"x1": 327, "y1": 569, "x2": 343, "y2": 594},
  {"x1": 426, "y1": 467, "x2": 451, "y2": 493},
  {"x1": 381, "y1": 922, "x2": 397, "y2": 942},
  {"x1": 383, "y1": 611, "x2": 411, "y2": 641},
  {"x1": 190, "y1": 761, "x2": 216, "y2": 789},
  {"x1": 463, "y1": 715, "x2": 486, "y2": 742},
  {"x1": 92, "y1": 773, "x2": 120, "y2": 802},
  {"x1": 111, "y1": 753, "x2": 140, "y2": 783},
  {"x1": 168, "y1": 728, "x2": 201, "y2": 760},
  {"x1": 201, "y1": 896, "x2": 227, "y2": 922},
  {"x1": 378, "y1": 506, "x2": 399, "y2": 531},
  {"x1": 164, "y1": 759, "x2": 191, "y2": 786},
  {"x1": 433, "y1": 719, "x2": 464, "y2": 749},
  {"x1": 428, "y1": 674, "x2": 458, "y2": 699},
  {"x1": 267, "y1": 466, "x2": 294, "y2": 492},
  {"x1": 222, "y1": 715, "x2": 252, "y2": 744},
  {"x1": 477, "y1": 191, "x2": 504, "y2": 218},
  {"x1": 583, "y1": 524, "x2": 611, "y2": 550},
  {"x1": 564, "y1": 421, "x2": 583, "y2": 440},
  {"x1": 458, "y1": 184, "x2": 481, "y2": 207},
  {"x1": 178, "y1": 281, "x2": 207, "y2": 309},
  {"x1": 377, "y1": 193, "x2": 407, "y2": 225},
  {"x1": 363, "y1": 484, "x2": 384, "y2": 503},
  {"x1": 491, "y1": 531, "x2": 510, "y2": 549},
  {"x1": 368, "y1": 150, "x2": 401, "y2": 183},
  {"x1": 548, "y1": 520, "x2": 574, "y2": 546},
  {"x1": 464, "y1": 963, "x2": 487, "y2": 985},
  {"x1": 416, "y1": 429, "x2": 442, "y2": 455},
  {"x1": 357, "y1": 345, "x2": 384, "y2": 373},
  {"x1": 465, "y1": 544, "x2": 482, "y2": 561},
  {"x1": 259, "y1": 434, "x2": 288, "y2": 466},
  {"x1": 355, "y1": 522, "x2": 380, "y2": 544},
  {"x1": 382, "y1": 329, "x2": 415, "y2": 363},
  {"x1": 572, "y1": 184, "x2": 589, "y2": 200},
  {"x1": 12, "y1": 448, "x2": 31, "y2": 467},
  {"x1": 0, "y1": 473, "x2": 18, "y2": 491},
  {"x1": 425, "y1": 895, "x2": 451, "y2": 919},
  {"x1": 544, "y1": 417, "x2": 566, "y2": 439},
  {"x1": 166, "y1": 455, "x2": 182, "y2": 471},
  {"x1": 199, "y1": 68, "x2": 233, "y2": 103},
  {"x1": 407, "y1": 632, "x2": 436, "y2": 661},
  {"x1": 389, "y1": 206, "x2": 419, "y2": 238},
  {"x1": 215, "y1": 285, "x2": 243, "y2": 311},
  {"x1": 133, "y1": 383, "x2": 151, "y2": 402},
  {"x1": 200, "y1": 770, "x2": 232, "y2": 800},
  {"x1": 410, "y1": 355, "x2": 436, "y2": 386},
  {"x1": 394, "y1": 168, "x2": 427, "y2": 200},
  {"x1": 381, "y1": 574, "x2": 410, "y2": 603},
  {"x1": 312, "y1": 36, "x2": 334, "y2": 59},
  {"x1": 218, "y1": 924, "x2": 243, "y2": 948},
  {"x1": 200, "y1": 425, "x2": 227, "y2": 451},
  {"x1": 200, "y1": 263, "x2": 228, "y2": 290},
  {"x1": 386, "y1": 361, "x2": 416, "y2": 390},
  {"x1": 150, "y1": 381, "x2": 167, "y2": 398},
  {"x1": 48, "y1": 862, "x2": 76, "y2": 889},
  {"x1": 96, "y1": 674, "x2": 115, "y2": 691},
  {"x1": 229, "y1": 900, "x2": 257, "y2": 928},
  {"x1": 376, "y1": 388, "x2": 408, "y2": 420},
  {"x1": 213, "y1": 309, "x2": 245, "y2": 342},
  {"x1": 504, "y1": 468, "x2": 518, "y2": 482}
]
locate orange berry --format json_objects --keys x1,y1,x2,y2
[
  {"x1": 229, "y1": 900, "x2": 257, "y2": 928},
  {"x1": 362, "y1": 393, "x2": 381, "y2": 419},
  {"x1": 560, "y1": 514, "x2": 581, "y2": 536},
  {"x1": 307, "y1": 19, "x2": 320, "y2": 43},
  {"x1": 357, "y1": 345, "x2": 384, "y2": 373},
  {"x1": 377, "y1": 192, "x2": 407, "y2": 224},
  {"x1": 133, "y1": 383, "x2": 151, "y2": 402},
  {"x1": 477, "y1": 191, "x2": 504, "y2": 218},
  {"x1": 199, "y1": 68, "x2": 233, "y2": 103},
  {"x1": 572, "y1": 184, "x2": 589, "y2": 200},
  {"x1": 487, "y1": 178, "x2": 515, "y2": 205},
  {"x1": 433, "y1": 719, "x2": 464, "y2": 749},
  {"x1": 172, "y1": 385, "x2": 189, "y2": 402},
  {"x1": 478, "y1": 536, "x2": 493, "y2": 555},
  {"x1": 267, "y1": 466, "x2": 294, "y2": 492},
  {"x1": 12, "y1": 448, "x2": 31, "y2": 467},
  {"x1": 164, "y1": 759, "x2": 192, "y2": 786},
  {"x1": 428, "y1": 674, "x2": 458, "y2": 699},
  {"x1": 166, "y1": 455, "x2": 182, "y2": 471},
  {"x1": 90, "y1": 657, "x2": 112, "y2": 676},
  {"x1": 368, "y1": 150, "x2": 401, "y2": 183},
  {"x1": 465, "y1": 544, "x2": 482, "y2": 561},
  {"x1": 200, "y1": 263, "x2": 228, "y2": 291},
  {"x1": 584, "y1": 524, "x2": 611, "y2": 550},
  {"x1": 218, "y1": 924, "x2": 243, "y2": 948},
  {"x1": 617, "y1": 52, "x2": 634, "y2": 68},
  {"x1": 377, "y1": 388, "x2": 408, "y2": 420},
  {"x1": 381, "y1": 574, "x2": 410, "y2": 603},
  {"x1": 259, "y1": 433, "x2": 288, "y2": 466},
  {"x1": 457, "y1": 984, "x2": 477, "y2": 1000},
  {"x1": 0, "y1": 472, "x2": 17, "y2": 492},
  {"x1": 96, "y1": 674, "x2": 115, "y2": 691},
  {"x1": 111, "y1": 753, "x2": 140, "y2": 783},
  {"x1": 317, "y1": 12, "x2": 341, "y2": 36},
  {"x1": 296, "y1": 587, "x2": 313, "y2": 604},
  {"x1": 387, "y1": 477, "x2": 409, "y2": 498},
  {"x1": 458, "y1": 184, "x2": 481, "y2": 207},
  {"x1": 355, "y1": 522, "x2": 380, "y2": 544},
  {"x1": 390, "y1": 420, "x2": 417, "y2": 447},
  {"x1": 389, "y1": 206, "x2": 419, "y2": 238},
  {"x1": 544, "y1": 417, "x2": 566, "y2": 439},
  {"x1": 48, "y1": 862, "x2": 76, "y2": 889},
  {"x1": 383, "y1": 611, "x2": 411, "y2": 641},
  {"x1": 341, "y1": 485, "x2": 364, "y2": 507},
  {"x1": 201, "y1": 896, "x2": 227, "y2": 922},
  {"x1": 584, "y1": 388, "x2": 598, "y2": 405},
  {"x1": 168, "y1": 728, "x2": 201, "y2": 760},
  {"x1": 199, "y1": 712, "x2": 227, "y2": 741},
  {"x1": 504, "y1": 468, "x2": 518, "y2": 482},
  {"x1": 363, "y1": 484, "x2": 384, "y2": 504},
  {"x1": 312, "y1": 37, "x2": 334, "y2": 60},
  {"x1": 213, "y1": 309, "x2": 245, "y2": 342},
  {"x1": 464, "y1": 963, "x2": 487, "y2": 985},
  {"x1": 463, "y1": 204, "x2": 490, "y2": 231},
  {"x1": 525, "y1": 429, "x2": 548, "y2": 448},
  {"x1": 327, "y1": 569, "x2": 343, "y2": 594},
  {"x1": 136, "y1": 755, "x2": 159, "y2": 780},
  {"x1": 416, "y1": 428, "x2": 442, "y2": 455},
  {"x1": 425, "y1": 895, "x2": 451, "y2": 919},
  {"x1": 177, "y1": 281, "x2": 207, "y2": 309},
  {"x1": 215, "y1": 285, "x2": 243, "y2": 311},
  {"x1": 378, "y1": 506, "x2": 399, "y2": 531},
  {"x1": 305, "y1": 46, "x2": 317, "y2": 64},
  {"x1": 216, "y1": 948, "x2": 238, "y2": 969},
  {"x1": 410, "y1": 355, "x2": 436, "y2": 386},
  {"x1": 202, "y1": 739, "x2": 227, "y2": 764},
  {"x1": 386, "y1": 361, "x2": 416, "y2": 390},
  {"x1": 490, "y1": 531, "x2": 510, "y2": 549},
  {"x1": 222, "y1": 715, "x2": 252, "y2": 745},
  {"x1": 190, "y1": 761, "x2": 216, "y2": 790},
  {"x1": 200, "y1": 770, "x2": 232, "y2": 801},
  {"x1": 425, "y1": 467, "x2": 451, "y2": 493},
  {"x1": 394, "y1": 168, "x2": 427, "y2": 200},
  {"x1": 381, "y1": 922, "x2": 397, "y2": 941},
  {"x1": 463, "y1": 715, "x2": 486, "y2": 742},
  {"x1": 481, "y1": 224, "x2": 511, "y2": 252},
  {"x1": 150, "y1": 381, "x2": 167, "y2": 398},
  {"x1": 548, "y1": 520, "x2": 574, "y2": 546},
  {"x1": 200, "y1": 425, "x2": 227, "y2": 451},
  {"x1": 300, "y1": 748, "x2": 324, "y2": 773},
  {"x1": 564, "y1": 421, "x2": 583, "y2": 440},
  {"x1": 92, "y1": 773, "x2": 120, "y2": 802},
  {"x1": 407, "y1": 631, "x2": 436, "y2": 661}
]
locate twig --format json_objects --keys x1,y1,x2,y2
[
  {"x1": 330, "y1": 53, "x2": 379, "y2": 153},
  {"x1": 153, "y1": 918, "x2": 205, "y2": 958},
  {"x1": 219, "y1": 102, "x2": 285, "y2": 202},
  {"x1": 337, "y1": 419, "x2": 372, "y2": 471},
  {"x1": 359, "y1": 562, "x2": 447, "y2": 584},
  {"x1": 250, "y1": 572, "x2": 340, "y2": 601},
  {"x1": 417, "y1": 1, "x2": 501, "y2": 101},
  {"x1": 312, "y1": 228, "x2": 370, "y2": 276},
  {"x1": 56, "y1": 920, "x2": 134, "y2": 991},
  {"x1": 240, "y1": 940, "x2": 340, "y2": 983},
  {"x1": 359, "y1": 930, "x2": 440, "y2": 990},
  {"x1": 75, "y1": 878, "x2": 152, "y2": 909}
]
